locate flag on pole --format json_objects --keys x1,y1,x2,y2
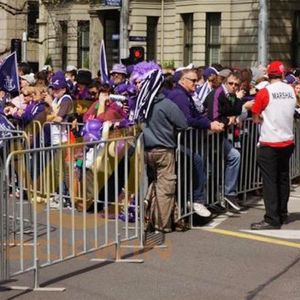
[
  {"x1": 0, "y1": 52, "x2": 20, "y2": 95},
  {"x1": 99, "y1": 40, "x2": 109, "y2": 84}
]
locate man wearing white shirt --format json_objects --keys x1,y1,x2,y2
[{"x1": 251, "y1": 61, "x2": 296, "y2": 230}]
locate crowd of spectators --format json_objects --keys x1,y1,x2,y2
[{"x1": 1, "y1": 59, "x2": 300, "y2": 232}]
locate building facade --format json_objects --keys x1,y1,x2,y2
[
  {"x1": 1, "y1": 1, "x2": 300, "y2": 74},
  {"x1": 0, "y1": 0, "x2": 39, "y2": 70}
]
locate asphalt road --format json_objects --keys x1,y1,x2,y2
[{"x1": 1, "y1": 187, "x2": 300, "y2": 300}]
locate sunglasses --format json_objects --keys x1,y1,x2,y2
[
  {"x1": 89, "y1": 91, "x2": 98, "y2": 96},
  {"x1": 227, "y1": 81, "x2": 240, "y2": 87},
  {"x1": 184, "y1": 77, "x2": 198, "y2": 84}
]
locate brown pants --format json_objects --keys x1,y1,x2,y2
[{"x1": 146, "y1": 148, "x2": 176, "y2": 231}]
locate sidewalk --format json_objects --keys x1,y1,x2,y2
[{"x1": 1, "y1": 186, "x2": 300, "y2": 300}]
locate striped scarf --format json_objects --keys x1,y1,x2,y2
[
  {"x1": 134, "y1": 69, "x2": 164, "y2": 121},
  {"x1": 193, "y1": 81, "x2": 212, "y2": 112}
]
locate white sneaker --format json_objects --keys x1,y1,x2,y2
[
  {"x1": 49, "y1": 195, "x2": 60, "y2": 209},
  {"x1": 193, "y1": 203, "x2": 211, "y2": 217}
]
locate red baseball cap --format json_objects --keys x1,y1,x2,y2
[{"x1": 267, "y1": 60, "x2": 285, "y2": 76}]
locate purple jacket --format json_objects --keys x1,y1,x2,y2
[
  {"x1": 13, "y1": 101, "x2": 46, "y2": 127},
  {"x1": 167, "y1": 84, "x2": 211, "y2": 129}
]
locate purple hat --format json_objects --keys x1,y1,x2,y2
[
  {"x1": 284, "y1": 74, "x2": 296, "y2": 84},
  {"x1": 115, "y1": 83, "x2": 137, "y2": 95},
  {"x1": 203, "y1": 67, "x2": 219, "y2": 80},
  {"x1": 110, "y1": 64, "x2": 127, "y2": 75},
  {"x1": 49, "y1": 71, "x2": 67, "y2": 89},
  {"x1": 173, "y1": 71, "x2": 182, "y2": 83},
  {"x1": 130, "y1": 61, "x2": 160, "y2": 83}
]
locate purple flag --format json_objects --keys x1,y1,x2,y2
[
  {"x1": 99, "y1": 40, "x2": 109, "y2": 84},
  {"x1": 0, "y1": 52, "x2": 20, "y2": 95}
]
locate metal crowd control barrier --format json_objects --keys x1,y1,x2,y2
[
  {"x1": 0, "y1": 165, "x2": 7, "y2": 282},
  {"x1": 175, "y1": 118, "x2": 300, "y2": 224},
  {"x1": 237, "y1": 118, "x2": 262, "y2": 197},
  {"x1": 0, "y1": 128, "x2": 145, "y2": 291},
  {"x1": 0, "y1": 130, "x2": 33, "y2": 246},
  {"x1": 290, "y1": 119, "x2": 300, "y2": 179},
  {"x1": 176, "y1": 128, "x2": 225, "y2": 222},
  {"x1": 176, "y1": 119, "x2": 262, "y2": 223},
  {"x1": 0, "y1": 129, "x2": 32, "y2": 284},
  {"x1": 2, "y1": 117, "x2": 300, "y2": 291}
]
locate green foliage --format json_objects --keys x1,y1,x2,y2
[
  {"x1": 44, "y1": 55, "x2": 52, "y2": 66},
  {"x1": 83, "y1": 55, "x2": 90, "y2": 69},
  {"x1": 161, "y1": 60, "x2": 175, "y2": 69}
]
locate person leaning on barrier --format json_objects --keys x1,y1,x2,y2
[
  {"x1": 46, "y1": 71, "x2": 73, "y2": 209},
  {"x1": 250, "y1": 61, "x2": 297, "y2": 230},
  {"x1": 204, "y1": 72, "x2": 246, "y2": 212},
  {"x1": 168, "y1": 68, "x2": 224, "y2": 218},
  {"x1": 140, "y1": 69, "x2": 188, "y2": 233}
]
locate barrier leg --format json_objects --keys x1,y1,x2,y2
[
  {"x1": 115, "y1": 234, "x2": 143, "y2": 263},
  {"x1": 33, "y1": 259, "x2": 65, "y2": 292},
  {"x1": 91, "y1": 234, "x2": 143, "y2": 263}
]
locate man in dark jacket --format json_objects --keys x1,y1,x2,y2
[
  {"x1": 204, "y1": 72, "x2": 244, "y2": 211},
  {"x1": 136, "y1": 68, "x2": 188, "y2": 232},
  {"x1": 143, "y1": 92, "x2": 188, "y2": 232},
  {"x1": 168, "y1": 68, "x2": 224, "y2": 218}
]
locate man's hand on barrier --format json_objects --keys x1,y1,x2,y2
[
  {"x1": 227, "y1": 116, "x2": 237, "y2": 126},
  {"x1": 210, "y1": 121, "x2": 224, "y2": 133}
]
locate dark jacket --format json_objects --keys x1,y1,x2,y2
[
  {"x1": 203, "y1": 85, "x2": 243, "y2": 126},
  {"x1": 143, "y1": 93, "x2": 188, "y2": 149},
  {"x1": 168, "y1": 84, "x2": 211, "y2": 129}
]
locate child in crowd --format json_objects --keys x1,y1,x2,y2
[
  {"x1": 73, "y1": 69, "x2": 92, "y2": 101},
  {"x1": 47, "y1": 71, "x2": 73, "y2": 145}
]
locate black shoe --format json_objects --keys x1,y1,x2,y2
[
  {"x1": 208, "y1": 203, "x2": 227, "y2": 214},
  {"x1": 223, "y1": 195, "x2": 241, "y2": 212},
  {"x1": 281, "y1": 215, "x2": 289, "y2": 225},
  {"x1": 251, "y1": 220, "x2": 281, "y2": 230}
]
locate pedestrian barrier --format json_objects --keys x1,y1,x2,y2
[
  {"x1": 176, "y1": 128, "x2": 225, "y2": 222},
  {"x1": 0, "y1": 130, "x2": 32, "y2": 284},
  {"x1": 0, "y1": 124, "x2": 145, "y2": 291},
  {"x1": 0, "y1": 131, "x2": 33, "y2": 243},
  {"x1": 290, "y1": 119, "x2": 300, "y2": 179},
  {"x1": 1, "y1": 117, "x2": 300, "y2": 291},
  {"x1": 237, "y1": 118, "x2": 262, "y2": 196}
]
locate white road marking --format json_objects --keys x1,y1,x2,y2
[{"x1": 241, "y1": 229, "x2": 300, "y2": 240}]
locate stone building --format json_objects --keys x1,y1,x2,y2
[
  {"x1": 1, "y1": 1, "x2": 300, "y2": 74},
  {"x1": 0, "y1": 0, "x2": 39, "y2": 70}
]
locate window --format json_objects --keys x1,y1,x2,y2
[
  {"x1": 206, "y1": 13, "x2": 221, "y2": 65},
  {"x1": 27, "y1": 1, "x2": 39, "y2": 39},
  {"x1": 104, "y1": 14, "x2": 120, "y2": 68},
  {"x1": 77, "y1": 21, "x2": 90, "y2": 69},
  {"x1": 147, "y1": 17, "x2": 158, "y2": 61},
  {"x1": 292, "y1": 11, "x2": 300, "y2": 66},
  {"x1": 60, "y1": 21, "x2": 68, "y2": 70},
  {"x1": 182, "y1": 13, "x2": 193, "y2": 65}
]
